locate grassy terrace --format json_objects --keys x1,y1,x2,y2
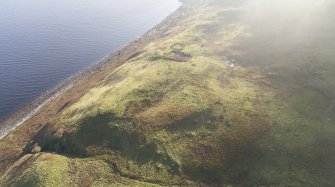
[{"x1": 1, "y1": 0, "x2": 335, "y2": 186}]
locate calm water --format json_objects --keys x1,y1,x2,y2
[{"x1": 0, "y1": 0, "x2": 180, "y2": 123}]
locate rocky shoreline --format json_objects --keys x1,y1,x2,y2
[{"x1": 0, "y1": 5, "x2": 185, "y2": 140}]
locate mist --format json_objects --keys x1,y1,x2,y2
[
  {"x1": 218, "y1": 0, "x2": 335, "y2": 69},
  {"x1": 241, "y1": 0, "x2": 334, "y2": 34}
]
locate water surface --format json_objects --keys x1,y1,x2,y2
[{"x1": 0, "y1": 0, "x2": 180, "y2": 123}]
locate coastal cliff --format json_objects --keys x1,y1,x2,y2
[{"x1": 1, "y1": 0, "x2": 335, "y2": 186}]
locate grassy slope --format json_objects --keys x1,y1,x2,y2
[{"x1": 1, "y1": 0, "x2": 335, "y2": 186}]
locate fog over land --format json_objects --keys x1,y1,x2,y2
[
  {"x1": 241, "y1": 0, "x2": 334, "y2": 39},
  {"x1": 216, "y1": 0, "x2": 335, "y2": 69}
]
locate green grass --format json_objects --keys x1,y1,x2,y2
[
  {"x1": 0, "y1": 153, "x2": 168, "y2": 187},
  {"x1": 2, "y1": 0, "x2": 335, "y2": 186}
]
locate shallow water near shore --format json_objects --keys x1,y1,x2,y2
[{"x1": 0, "y1": 0, "x2": 180, "y2": 124}]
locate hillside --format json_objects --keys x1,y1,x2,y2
[{"x1": 1, "y1": 0, "x2": 335, "y2": 186}]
